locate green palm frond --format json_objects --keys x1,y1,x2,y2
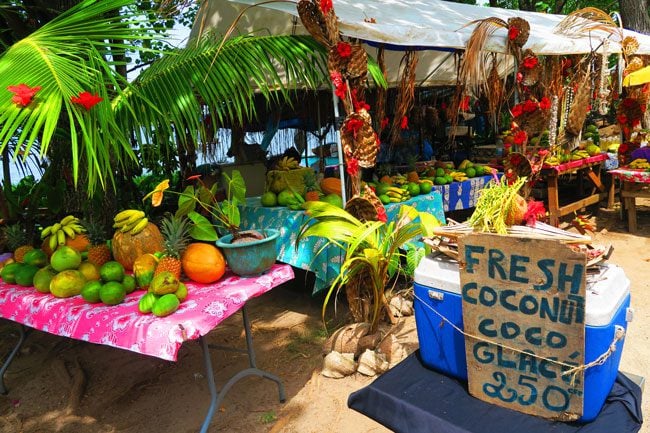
[
  {"x1": 0, "y1": 0, "x2": 160, "y2": 193},
  {"x1": 118, "y1": 33, "x2": 329, "y2": 149}
]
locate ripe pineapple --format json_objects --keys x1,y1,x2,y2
[
  {"x1": 303, "y1": 171, "x2": 321, "y2": 201},
  {"x1": 3, "y1": 223, "x2": 33, "y2": 263},
  {"x1": 83, "y1": 219, "x2": 112, "y2": 267},
  {"x1": 154, "y1": 214, "x2": 191, "y2": 279}
]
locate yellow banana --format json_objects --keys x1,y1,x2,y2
[
  {"x1": 389, "y1": 197, "x2": 401, "y2": 203},
  {"x1": 51, "y1": 222, "x2": 62, "y2": 233},
  {"x1": 62, "y1": 225, "x2": 76, "y2": 240},
  {"x1": 129, "y1": 218, "x2": 149, "y2": 235},
  {"x1": 41, "y1": 225, "x2": 53, "y2": 239},
  {"x1": 124, "y1": 211, "x2": 145, "y2": 226},
  {"x1": 57, "y1": 230, "x2": 66, "y2": 246},
  {"x1": 68, "y1": 223, "x2": 85, "y2": 234},
  {"x1": 49, "y1": 234, "x2": 58, "y2": 251},
  {"x1": 114, "y1": 209, "x2": 138, "y2": 223},
  {"x1": 60, "y1": 215, "x2": 77, "y2": 226}
]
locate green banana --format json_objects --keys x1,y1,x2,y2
[
  {"x1": 62, "y1": 225, "x2": 76, "y2": 239},
  {"x1": 49, "y1": 233, "x2": 58, "y2": 251},
  {"x1": 67, "y1": 223, "x2": 85, "y2": 234},
  {"x1": 57, "y1": 229, "x2": 66, "y2": 246},
  {"x1": 41, "y1": 225, "x2": 53, "y2": 239},
  {"x1": 123, "y1": 210, "x2": 146, "y2": 226}
]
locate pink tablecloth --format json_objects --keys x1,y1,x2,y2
[
  {"x1": 542, "y1": 153, "x2": 607, "y2": 172},
  {"x1": 0, "y1": 264, "x2": 294, "y2": 361},
  {"x1": 609, "y1": 168, "x2": 650, "y2": 184}
]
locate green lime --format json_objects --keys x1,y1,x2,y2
[
  {"x1": 23, "y1": 249, "x2": 48, "y2": 267},
  {"x1": 277, "y1": 190, "x2": 294, "y2": 207},
  {"x1": 33, "y1": 267, "x2": 57, "y2": 293},
  {"x1": 379, "y1": 194, "x2": 391, "y2": 205},
  {"x1": 420, "y1": 183, "x2": 432, "y2": 194},
  {"x1": 81, "y1": 280, "x2": 103, "y2": 303},
  {"x1": 100, "y1": 281, "x2": 126, "y2": 305},
  {"x1": 465, "y1": 167, "x2": 476, "y2": 178},
  {"x1": 99, "y1": 261, "x2": 125, "y2": 282},
  {"x1": 260, "y1": 191, "x2": 278, "y2": 207},
  {"x1": 434, "y1": 176, "x2": 447, "y2": 185},
  {"x1": 1, "y1": 262, "x2": 24, "y2": 284},
  {"x1": 15, "y1": 264, "x2": 39, "y2": 287},
  {"x1": 407, "y1": 182, "x2": 420, "y2": 196},
  {"x1": 122, "y1": 274, "x2": 137, "y2": 294},
  {"x1": 435, "y1": 167, "x2": 445, "y2": 177}
]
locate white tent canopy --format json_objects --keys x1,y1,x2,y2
[{"x1": 192, "y1": 0, "x2": 650, "y2": 86}]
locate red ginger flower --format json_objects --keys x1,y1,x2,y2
[
  {"x1": 511, "y1": 104, "x2": 524, "y2": 117},
  {"x1": 320, "y1": 0, "x2": 333, "y2": 14},
  {"x1": 345, "y1": 117, "x2": 364, "y2": 138},
  {"x1": 522, "y1": 99, "x2": 538, "y2": 113},
  {"x1": 336, "y1": 42, "x2": 352, "y2": 58},
  {"x1": 513, "y1": 130, "x2": 527, "y2": 145},
  {"x1": 508, "y1": 27, "x2": 520, "y2": 41},
  {"x1": 400, "y1": 116, "x2": 408, "y2": 130},
  {"x1": 71, "y1": 91, "x2": 103, "y2": 110},
  {"x1": 539, "y1": 97, "x2": 551, "y2": 110},
  {"x1": 524, "y1": 200, "x2": 546, "y2": 226},
  {"x1": 346, "y1": 157, "x2": 359, "y2": 176},
  {"x1": 380, "y1": 117, "x2": 389, "y2": 129},
  {"x1": 522, "y1": 56, "x2": 539, "y2": 69},
  {"x1": 334, "y1": 81, "x2": 347, "y2": 99},
  {"x1": 8, "y1": 84, "x2": 41, "y2": 107},
  {"x1": 376, "y1": 205, "x2": 387, "y2": 222}
]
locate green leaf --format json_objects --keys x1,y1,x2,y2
[
  {"x1": 225, "y1": 170, "x2": 246, "y2": 204},
  {"x1": 221, "y1": 200, "x2": 240, "y2": 229},
  {"x1": 187, "y1": 211, "x2": 217, "y2": 241},
  {"x1": 405, "y1": 245, "x2": 425, "y2": 277},
  {"x1": 176, "y1": 186, "x2": 196, "y2": 217}
]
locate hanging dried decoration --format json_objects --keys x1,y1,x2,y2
[
  {"x1": 389, "y1": 50, "x2": 418, "y2": 147},
  {"x1": 597, "y1": 40, "x2": 611, "y2": 115},
  {"x1": 340, "y1": 110, "x2": 379, "y2": 170},
  {"x1": 548, "y1": 95, "x2": 559, "y2": 147},
  {"x1": 328, "y1": 42, "x2": 368, "y2": 81},
  {"x1": 565, "y1": 63, "x2": 592, "y2": 137},
  {"x1": 507, "y1": 17, "x2": 530, "y2": 61},
  {"x1": 554, "y1": 8, "x2": 622, "y2": 40},
  {"x1": 375, "y1": 46, "x2": 388, "y2": 136},
  {"x1": 518, "y1": 49, "x2": 541, "y2": 86},
  {"x1": 297, "y1": 0, "x2": 338, "y2": 47}
]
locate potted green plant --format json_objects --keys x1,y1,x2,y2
[
  {"x1": 145, "y1": 170, "x2": 279, "y2": 277},
  {"x1": 297, "y1": 201, "x2": 440, "y2": 333}
]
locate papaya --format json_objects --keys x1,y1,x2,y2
[
  {"x1": 149, "y1": 271, "x2": 179, "y2": 295},
  {"x1": 152, "y1": 294, "x2": 180, "y2": 317}
]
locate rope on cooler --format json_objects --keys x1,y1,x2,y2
[{"x1": 413, "y1": 292, "x2": 625, "y2": 382}]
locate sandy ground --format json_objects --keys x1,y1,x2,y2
[{"x1": 0, "y1": 199, "x2": 649, "y2": 433}]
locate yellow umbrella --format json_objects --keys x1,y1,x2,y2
[{"x1": 623, "y1": 65, "x2": 650, "y2": 87}]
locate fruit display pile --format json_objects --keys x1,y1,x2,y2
[
  {"x1": 369, "y1": 160, "x2": 493, "y2": 204},
  {"x1": 0, "y1": 210, "x2": 229, "y2": 318},
  {"x1": 260, "y1": 158, "x2": 493, "y2": 209}
]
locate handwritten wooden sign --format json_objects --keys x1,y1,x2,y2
[{"x1": 459, "y1": 233, "x2": 587, "y2": 420}]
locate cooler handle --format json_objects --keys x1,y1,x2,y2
[
  {"x1": 626, "y1": 307, "x2": 634, "y2": 323},
  {"x1": 428, "y1": 290, "x2": 444, "y2": 301}
]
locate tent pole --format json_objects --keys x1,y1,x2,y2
[{"x1": 331, "y1": 92, "x2": 347, "y2": 204}]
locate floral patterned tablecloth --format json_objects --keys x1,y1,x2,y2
[
  {"x1": 239, "y1": 175, "x2": 493, "y2": 295},
  {"x1": 609, "y1": 168, "x2": 650, "y2": 184},
  {"x1": 0, "y1": 264, "x2": 294, "y2": 361}
]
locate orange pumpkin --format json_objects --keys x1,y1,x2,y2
[
  {"x1": 181, "y1": 243, "x2": 226, "y2": 284},
  {"x1": 111, "y1": 222, "x2": 163, "y2": 271},
  {"x1": 320, "y1": 177, "x2": 342, "y2": 196},
  {"x1": 42, "y1": 233, "x2": 91, "y2": 257}
]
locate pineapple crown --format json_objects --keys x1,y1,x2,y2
[
  {"x1": 82, "y1": 219, "x2": 107, "y2": 245},
  {"x1": 160, "y1": 213, "x2": 191, "y2": 259},
  {"x1": 303, "y1": 171, "x2": 319, "y2": 192},
  {"x1": 3, "y1": 223, "x2": 29, "y2": 250}
]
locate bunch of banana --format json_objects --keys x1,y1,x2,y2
[
  {"x1": 276, "y1": 156, "x2": 301, "y2": 171},
  {"x1": 629, "y1": 158, "x2": 650, "y2": 169},
  {"x1": 41, "y1": 215, "x2": 86, "y2": 251},
  {"x1": 419, "y1": 179, "x2": 434, "y2": 186},
  {"x1": 113, "y1": 210, "x2": 149, "y2": 236},
  {"x1": 544, "y1": 155, "x2": 561, "y2": 166},
  {"x1": 391, "y1": 174, "x2": 408, "y2": 185},
  {"x1": 449, "y1": 171, "x2": 469, "y2": 182},
  {"x1": 385, "y1": 186, "x2": 410, "y2": 203},
  {"x1": 570, "y1": 149, "x2": 591, "y2": 161}
]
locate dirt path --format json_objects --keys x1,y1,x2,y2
[{"x1": 0, "y1": 200, "x2": 648, "y2": 433}]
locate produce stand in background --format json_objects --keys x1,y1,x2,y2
[
  {"x1": 609, "y1": 168, "x2": 650, "y2": 233},
  {"x1": 539, "y1": 153, "x2": 608, "y2": 226}
]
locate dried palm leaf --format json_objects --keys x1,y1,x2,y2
[
  {"x1": 375, "y1": 46, "x2": 387, "y2": 135},
  {"x1": 622, "y1": 36, "x2": 640, "y2": 57},
  {"x1": 340, "y1": 111, "x2": 378, "y2": 168},
  {"x1": 486, "y1": 55, "x2": 504, "y2": 131},
  {"x1": 390, "y1": 51, "x2": 418, "y2": 147},
  {"x1": 346, "y1": 44, "x2": 368, "y2": 80},
  {"x1": 554, "y1": 7, "x2": 621, "y2": 39},
  {"x1": 625, "y1": 56, "x2": 644, "y2": 74}
]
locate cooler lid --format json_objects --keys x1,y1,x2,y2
[{"x1": 413, "y1": 255, "x2": 630, "y2": 326}]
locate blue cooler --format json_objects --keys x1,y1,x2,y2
[{"x1": 413, "y1": 253, "x2": 632, "y2": 422}]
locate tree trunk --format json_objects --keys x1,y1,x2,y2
[{"x1": 620, "y1": 0, "x2": 650, "y2": 34}]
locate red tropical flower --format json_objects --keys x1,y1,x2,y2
[
  {"x1": 524, "y1": 200, "x2": 546, "y2": 226},
  {"x1": 511, "y1": 104, "x2": 524, "y2": 118},
  {"x1": 513, "y1": 130, "x2": 527, "y2": 145},
  {"x1": 186, "y1": 174, "x2": 202, "y2": 181},
  {"x1": 8, "y1": 83, "x2": 41, "y2": 107},
  {"x1": 345, "y1": 117, "x2": 364, "y2": 138},
  {"x1": 522, "y1": 99, "x2": 538, "y2": 113},
  {"x1": 460, "y1": 95, "x2": 470, "y2": 111},
  {"x1": 617, "y1": 114, "x2": 628, "y2": 125},
  {"x1": 400, "y1": 116, "x2": 408, "y2": 130},
  {"x1": 336, "y1": 42, "x2": 352, "y2": 58},
  {"x1": 522, "y1": 56, "x2": 539, "y2": 69},
  {"x1": 346, "y1": 157, "x2": 359, "y2": 176},
  {"x1": 516, "y1": 72, "x2": 523, "y2": 83},
  {"x1": 539, "y1": 97, "x2": 551, "y2": 110},
  {"x1": 330, "y1": 71, "x2": 343, "y2": 88},
  {"x1": 334, "y1": 81, "x2": 348, "y2": 99},
  {"x1": 380, "y1": 117, "x2": 389, "y2": 129},
  {"x1": 376, "y1": 205, "x2": 387, "y2": 222},
  {"x1": 538, "y1": 149, "x2": 549, "y2": 157},
  {"x1": 320, "y1": 0, "x2": 333, "y2": 14},
  {"x1": 71, "y1": 91, "x2": 103, "y2": 110},
  {"x1": 508, "y1": 27, "x2": 520, "y2": 41}
]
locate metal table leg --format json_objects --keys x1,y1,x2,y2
[
  {"x1": 199, "y1": 304, "x2": 285, "y2": 433},
  {"x1": 1, "y1": 325, "x2": 29, "y2": 395}
]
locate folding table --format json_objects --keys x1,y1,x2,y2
[{"x1": 0, "y1": 264, "x2": 294, "y2": 433}]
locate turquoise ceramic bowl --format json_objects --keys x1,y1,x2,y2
[{"x1": 215, "y1": 229, "x2": 279, "y2": 277}]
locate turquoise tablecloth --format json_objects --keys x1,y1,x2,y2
[{"x1": 238, "y1": 175, "x2": 492, "y2": 295}]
